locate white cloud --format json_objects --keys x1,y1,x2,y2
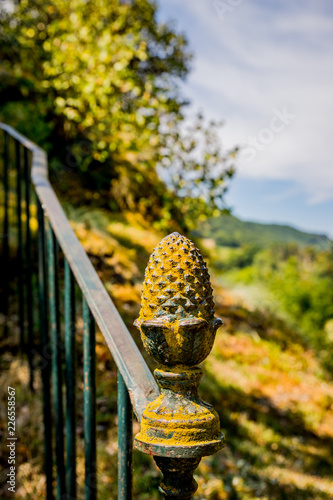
[{"x1": 159, "y1": 0, "x2": 333, "y2": 204}]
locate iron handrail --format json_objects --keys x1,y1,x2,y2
[{"x1": 0, "y1": 122, "x2": 159, "y2": 420}]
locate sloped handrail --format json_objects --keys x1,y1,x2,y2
[{"x1": 0, "y1": 122, "x2": 159, "y2": 420}]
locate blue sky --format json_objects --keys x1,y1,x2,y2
[{"x1": 157, "y1": 0, "x2": 333, "y2": 237}]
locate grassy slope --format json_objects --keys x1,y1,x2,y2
[
  {"x1": 1, "y1": 208, "x2": 333, "y2": 499},
  {"x1": 193, "y1": 214, "x2": 331, "y2": 250}
]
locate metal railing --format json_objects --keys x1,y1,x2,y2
[
  {"x1": 1, "y1": 123, "x2": 225, "y2": 500},
  {"x1": 0, "y1": 123, "x2": 159, "y2": 499}
]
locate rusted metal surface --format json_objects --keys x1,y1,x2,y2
[
  {"x1": 154, "y1": 457, "x2": 201, "y2": 500},
  {"x1": 0, "y1": 122, "x2": 159, "y2": 421},
  {"x1": 134, "y1": 232, "x2": 225, "y2": 498}
]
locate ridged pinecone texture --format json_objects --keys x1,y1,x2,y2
[{"x1": 139, "y1": 232, "x2": 215, "y2": 324}]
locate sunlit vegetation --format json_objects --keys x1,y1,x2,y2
[
  {"x1": 211, "y1": 243, "x2": 333, "y2": 375},
  {"x1": 195, "y1": 214, "x2": 330, "y2": 249},
  {"x1": 0, "y1": 0, "x2": 236, "y2": 232},
  {"x1": 1, "y1": 208, "x2": 333, "y2": 499},
  {"x1": 1, "y1": 0, "x2": 333, "y2": 498}
]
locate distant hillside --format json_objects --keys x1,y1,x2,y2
[{"x1": 194, "y1": 215, "x2": 331, "y2": 249}]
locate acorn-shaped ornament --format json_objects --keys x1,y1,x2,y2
[
  {"x1": 134, "y1": 232, "x2": 225, "y2": 463},
  {"x1": 134, "y1": 232, "x2": 222, "y2": 367}
]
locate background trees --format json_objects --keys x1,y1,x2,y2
[{"x1": 0, "y1": 0, "x2": 236, "y2": 231}]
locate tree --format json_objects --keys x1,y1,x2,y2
[{"x1": 0, "y1": 0, "x2": 237, "y2": 231}]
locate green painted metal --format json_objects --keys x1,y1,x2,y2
[
  {"x1": 0, "y1": 123, "x2": 159, "y2": 420},
  {"x1": 37, "y1": 199, "x2": 54, "y2": 499},
  {"x1": 15, "y1": 139, "x2": 25, "y2": 351},
  {"x1": 83, "y1": 297, "x2": 97, "y2": 500},
  {"x1": 24, "y1": 147, "x2": 34, "y2": 389},
  {"x1": 2, "y1": 131, "x2": 9, "y2": 337},
  {"x1": 64, "y1": 258, "x2": 77, "y2": 499},
  {"x1": 117, "y1": 371, "x2": 133, "y2": 500},
  {"x1": 0, "y1": 123, "x2": 161, "y2": 498},
  {"x1": 46, "y1": 222, "x2": 66, "y2": 499}
]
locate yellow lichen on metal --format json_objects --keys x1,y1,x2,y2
[
  {"x1": 134, "y1": 232, "x2": 225, "y2": 461},
  {"x1": 135, "y1": 232, "x2": 222, "y2": 368},
  {"x1": 138, "y1": 395, "x2": 221, "y2": 447},
  {"x1": 139, "y1": 232, "x2": 215, "y2": 324}
]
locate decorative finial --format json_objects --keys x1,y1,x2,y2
[
  {"x1": 134, "y1": 233, "x2": 225, "y2": 499},
  {"x1": 135, "y1": 232, "x2": 222, "y2": 367}
]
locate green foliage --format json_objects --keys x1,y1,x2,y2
[
  {"x1": 0, "y1": 0, "x2": 236, "y2": 231},
  {"x1": 216, "y1": 240, "x2": 333, "y2": 374},
  {"x1": 211, "y1": 244, "x2": 260, "y2": 272},
  {"x1": 263, "y1": 246, "x2": 333, "y2": 371},
  {"x1": 195, "y1": 214, "x2": 330, "y2": 249},
  {"x1": 197, "y1": 214, "x2": 333, "y2": 373},
  {"x1": 2, "y1": 206, "x2": 333, "y2": 499},
  {"x1": 157, "y1": 113, "x2": 236, "y2": 230}
]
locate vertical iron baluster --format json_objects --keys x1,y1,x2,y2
[
  {"x1": 2, "y1": 131, "x2": 9, "y2": 337},
  {"x1": 82, "y1": 297, "x2": 97, "y2": 500},
  {"x1": 117, "y1": 371, "x2": 133, "y2": 500},
  {"x1": 37, "y1": 199, "x2": 54, "y2": 500},
  {"x1": 64, "y1": 258, "x2": 77, "y2": 498},
  {"x1": 15, "y1": 140, "x2": 25, "y2": 351},
  {"x1": 46, "y1": 221, "x2": 66, "y2": 500},
  {"x1": 24, "y1": 147, "x2": 34, "y2": 389}
]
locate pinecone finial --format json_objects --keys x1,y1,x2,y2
[
  {"x1": 135, "y1": 232, "x2": 222, "y2": 367},
  {"x1": 134, "y1": 233, "x2": 225, "y2": 497}
]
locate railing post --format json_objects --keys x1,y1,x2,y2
[
  {"x1": 37, "y1": 200, "x2": 54, "y2": 499},
  {"x1": 46, "y1": 221, "x2": 66, "y2": 499},
  {"x1": 15, "y1": 139, "x2": 25, "y2": 352},
  {"x1": 82, "y1": 297, "x2": 97, "y2": 500},
  {"x1": 64, "y1": 259, "x2": 77, "y2": 498},
  {"x1": 24, "y1": 147, "x2": 34, "y2": 389},
  {"x1": 117, "y1": 371, "x2": 133, "y2": 500},
  {"x1": 2, "y1": 131, "x2": 10, "y2": 337},
  {"x1": 134, "y1": 232, "x2": 225, "y2": 499}
]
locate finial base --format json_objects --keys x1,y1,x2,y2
[
  {"x1": 154, "y1": 456, "x2": 201, "y2": 499},
  {"x1": 134, "y1": 232, "x2": 225, "y2": 498},
  {"x1": 134, "y1": 367, "x2": 225, "y2": 458}
]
